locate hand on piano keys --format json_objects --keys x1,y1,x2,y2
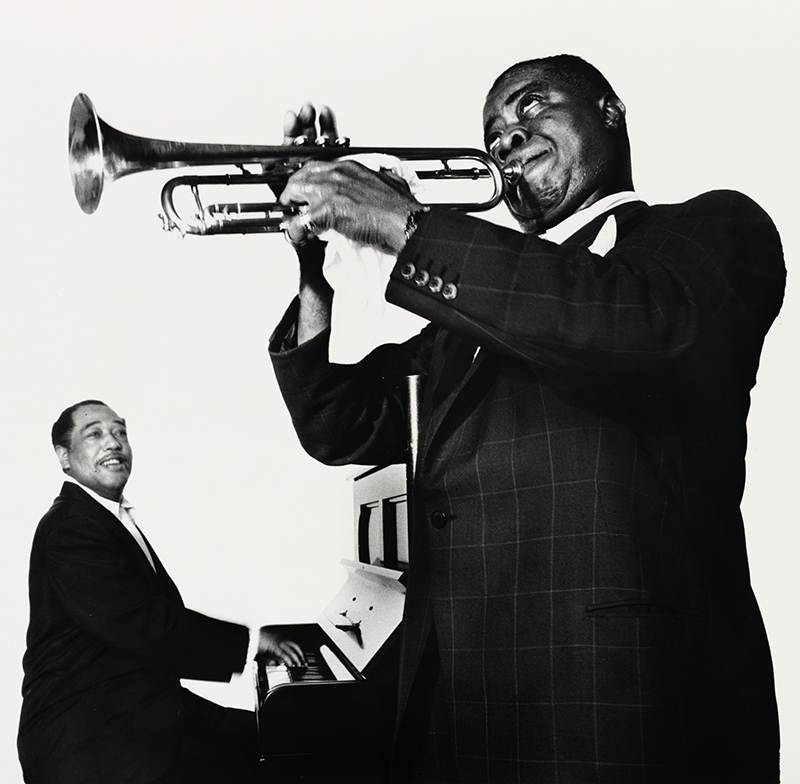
[
  {"x1": 257, "y1": 627, "x2": 306, "y2": 667},
  {"x1": 263, "y1": 644, "x2": 355, "y2": 687}
]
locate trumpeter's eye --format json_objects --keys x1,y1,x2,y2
[{"x1": 518, "y1": 93, "x2": 544, "y2": 116}]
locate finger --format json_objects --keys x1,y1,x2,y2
[
  {"x1": 318, "y1": 105, "x2": 338, "y2": 143},
  {"x1": 283, "y1": 103, "x2": 317, "y2": 145},
  {"x1": 296, "y1": 102, "x2": 316, "y2": 127},
  {"x1": 283, "y1": 642, "x2": 306, "y2": 667},
  {"x1": 282, "y1": 109, "x2": 301, "y2": 145},
  {"x1": 297, "y1": 102, "x2": 318, "y2": 142},
  {"x1": 276, "y1": 642, "x2": 302, "y2": 667}
]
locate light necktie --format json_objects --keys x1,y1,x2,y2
[{"x1": 118, "y1": 503, "x2": 157, "y2": 572}]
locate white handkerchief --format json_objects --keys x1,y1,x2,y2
[{"x1": 318, "y1": 154, "x2": 428, "y2": 364}]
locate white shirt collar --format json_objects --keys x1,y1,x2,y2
[{"x1": 539, "y1": 191, "x2": 641, "y2": 245}]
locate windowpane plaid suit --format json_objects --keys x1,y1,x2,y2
[{"x1": 270, "y1": 190, "x2": 784, "y2": 783}]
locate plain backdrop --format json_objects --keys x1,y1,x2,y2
[{"x1": 1, "y1": 1, "x2": 798, "y2": 781}]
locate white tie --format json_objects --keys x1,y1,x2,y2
[{"x1": 119, "y1": 503, "x2": 157, "y2": 572}]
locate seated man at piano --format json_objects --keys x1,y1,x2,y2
[{"x1": 18, "y1": 399, "x2": 305, "y2": 784}]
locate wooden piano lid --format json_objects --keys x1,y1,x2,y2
[{"x1": 316, "y1": 559, "x2": 406, "y2": 675}]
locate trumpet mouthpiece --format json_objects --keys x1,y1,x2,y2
[{"x1": 502, "y1": 160, "x2": 523, "y2": 185}]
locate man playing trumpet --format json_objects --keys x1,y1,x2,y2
[{"x1": 269, "y1": 55, "x2": 784, "y2": 783}]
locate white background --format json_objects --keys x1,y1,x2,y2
[{"x1": 1, "y1": 1, "x2": 798, "y2": 781}]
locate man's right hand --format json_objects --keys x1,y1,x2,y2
[
  {"x1": 276, "y1": 103, "x2": 338, "y2": 345},
  {"x1": 257, "y1": 627, "x2": 306, "y2": 668},
  {"x1": 282, "y1": 102, "x2": 339, "y2": 148},
  {"x1": 267, "y1": 103, "x2": 339, "y2": 201}
]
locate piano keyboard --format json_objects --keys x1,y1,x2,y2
[{"x1": 265, "y1": 644, "x2": 355, "y2": 688}]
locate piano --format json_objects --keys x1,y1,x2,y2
[{"x1": 254, "y1": 464, "x2": 407, "y2": 783}]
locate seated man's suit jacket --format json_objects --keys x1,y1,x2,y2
[
  {"x1": 271, "y1": 191, "x2": 785, "y2": 783},
  {"x1": 18, "y1": 481, "x2": 250, "y2": 784}
]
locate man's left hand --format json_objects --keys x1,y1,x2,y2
[{"x1": 279, "y1": 160, "x2": 422, "y2": 255}]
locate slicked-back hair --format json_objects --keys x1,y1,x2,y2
[
  {"x1": 490, "y1": 54, "x2": 619, "y2": 103},
  {"x1": 52, "y1": 400, "x2": 108, "y2": 450}
]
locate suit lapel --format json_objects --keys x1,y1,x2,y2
[
  {"x1": 62, "y1": 483, "x2": 181, "y2": 598},
  {"x1": 420, "y1": 331, "x2": 499, "y2": 460},
  {"x1": 134, "y1": 525, "x2": 183, "y2": 601},
  {"x1": 563, "y1": 200, "x2": 648, "y2": 247}
]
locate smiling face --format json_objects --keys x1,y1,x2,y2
[
  {"x1": 56, "y1": 403, "x2": 132, "y2": 501},
  {"x1": 483, "y1": 63, "x2": 630, "y2": 233}
]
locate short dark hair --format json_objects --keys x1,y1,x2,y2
[
  {"x1": 491, "y1": 54, "x2": 619, "y2": 102},
  {"x1": 52, "y1": 400, "x2": 108, "y2": 449}
]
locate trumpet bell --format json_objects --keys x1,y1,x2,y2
[{"x1": 69, "y1": 93, "x2": 105, "y2": 214}]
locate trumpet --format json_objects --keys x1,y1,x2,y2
[{"x1": 68, "y1": 93, "x2": 521, "y2": 236}]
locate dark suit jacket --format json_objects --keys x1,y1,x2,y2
[
  {"x1": 18, "y1": 482, "x2": 250, "y2": 784},
  {"x1": 270, "y1": 191, "x2": 785, "y2": 783}
]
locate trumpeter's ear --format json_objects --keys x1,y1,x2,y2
[
  {"x1": 598, "y1": 94, "x2": 626, "y2": 130},
  {"x1": 55, "y1": 445, "x2": 71, "y2": 473}
]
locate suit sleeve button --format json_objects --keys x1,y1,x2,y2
[
  {"x1": 413, "y1": 270, "x2": 430, "y2": 287},
  {"x1": 442, "y1": 283, "x2": 458, "y2": 300},
  {"x1": 428, "y1": 275, "x2": 443, "y2": 293},
  {"x1": 430, "y1": 510, "x2": 455, "y2": 529},
  {"x1": 400, "y1": 262, "x2": 416, "y2": 280}
]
